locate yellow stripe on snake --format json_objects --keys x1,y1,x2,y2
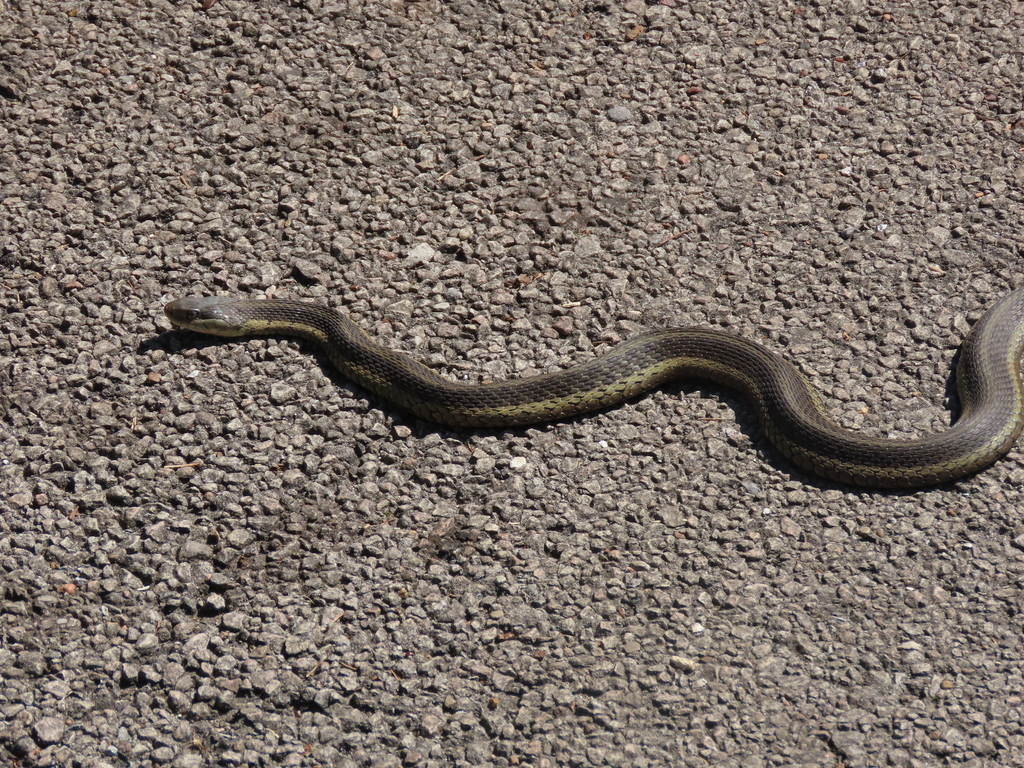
[{"x1": 165, "y1": 288, "x2": 1024, "y2": 489}]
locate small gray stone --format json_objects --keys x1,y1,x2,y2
[
  {"x1": 105, "y1": 486, "x2": 132, "y2": 506},
  {"x1": 406, "y1": 242, "x2": 439, "y2": 264},
  {"x1": 221, "y1": 611, "x2": 247, "y2": 631},
  {"x1": 226, "y1": 529, "x2": 255, "y2": 548},
  {"x1": 269, "y1": 382, "x2": 297, "y2": 405},
  {"x1": 574, "y1": 235, "x2": 602, "y2": 257},
  {"x1": 152, "y1": 746, "x2": 176, "y2": 762},
  {"x1": 291, "y1": 258, "x2": 323, "y2": 282},
  {"x1": 32, "y1": 717, "x2": 65, "y2": 745},
  {"x1": 42, "y1": 680, "x2": 72, "y2": 698},
  {"x1": 456, "y1": 162, "x2": 482, "y2": 182},
  {"x1": 136, "y1": 633, "x2": 160, "y2": 654},
  {"x1": 203, "y1": 593, "x2": 227, "y2": 613},
  {"x1": 18, "y1": 651, "x2": 46, "y2": 675},
  {"x1": 179, "y1": 540, "x2": 214, "y2": 560},
  {"x1": 670, "y1": 656, "x2": 698, "y2": 672},
  {"x1": 607, "y1": 105, "x2": 632, "y2": 123}
]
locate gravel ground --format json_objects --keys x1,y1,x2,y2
[{"x1": 3, "y1": 0, "x2": 1024, "y2": 766}]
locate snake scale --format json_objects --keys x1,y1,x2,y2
[{"x1": 165, "y1": 288, "x2": 1024, "y2": 489}]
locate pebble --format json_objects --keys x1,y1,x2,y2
[
  {"x1": 670, "y1": 656, "x2": 698, "y2": 673},
  {"x1": 607, "y1": 105, "x2": 633, "y2": 123},
  {"x1": 269, "y1": 382, "x2": 298, "y2": 405},
  {"x1": 32, "y1": 717, "x2": 65, "y2": 745}
]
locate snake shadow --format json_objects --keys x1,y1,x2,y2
[{"x1": 144, "y1": 329, "x2": 972, "y2": 496}]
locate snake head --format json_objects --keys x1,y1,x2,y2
[{"x1": 165, "y1": 297, "x2": 247, "y2": 336}]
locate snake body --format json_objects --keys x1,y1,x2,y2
[{"x1": 165, "y1": 289, "x2": 1024, "y2": 489}]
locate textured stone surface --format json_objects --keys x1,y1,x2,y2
[{"x1": 2, "y1": 0, "x2": 1024, "y2": 766}]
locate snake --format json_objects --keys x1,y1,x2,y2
[{"x1": 164, "y1": 288, "x2": 1024, "y2": 489}]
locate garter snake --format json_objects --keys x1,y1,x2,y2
[{"x1": 165, "y1": 289, "x2": 1024, "y2": 489}]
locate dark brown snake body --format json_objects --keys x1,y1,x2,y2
[{"x1": 165, "y1": 288, "x2": 1024, "y2": 489}]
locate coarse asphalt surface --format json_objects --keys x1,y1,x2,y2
[{"x1": 3, "y1": 0, "x2": 1024, "y2": 766}]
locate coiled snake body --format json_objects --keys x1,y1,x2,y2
[{"x1": 165, "y1": 289, "x2": 1024, "y2": 489}]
